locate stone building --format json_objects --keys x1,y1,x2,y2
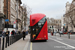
[
  {"x1": 18, "y1": 6, "x2": 22, "y2": 31},
  {"x1": 0, "y1": 0, "x2": 28, "y2": 31},
  {"x1": 47, "y1": 18, "x2": 61, "y2": 32},
  {"x1": 10, "y1": 0, "x2": 17, "y2": 25},
  {"x1": 0, "y1": 0, "x2": 4, "y2": 13},
  {"x1": 26, "y1": 17, "x2": 30, "y2": 31},
  {"x1": 20, "y1": 5, "x2": 27, "y2": 30},
  {"x1": 55, "y1": 19, "x2": 61, "y2": 32},
  {"x1": 47, "y1": 17, "x2": 50, "y2": 29},
  {"x1": 65, "y1": 1, "x2": 70, "y2": 13},
  {"x1": 3, "y1": 0, "x2": 22, "y2": 30},
  {"x1": 64, "y1": 0, "x2": 75, "y2": 32}
]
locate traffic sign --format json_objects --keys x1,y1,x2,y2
[{"x1": 5, "y1": 19, "x2": 9, "y2": 22}]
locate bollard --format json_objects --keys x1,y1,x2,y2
[
  {"x1": 5, "y1": 37, "x2": 7, "y2": 48},
  {"x1": 8, "y1": 36, "x2": 9, "y2": 46},
  {"x1": 0, "y1": 38, "x2": 1, "y2": 50},
  {"x1": 10, "y1": 37, "x2": 11, "y2": 45},
  {"x1": 68, "y1": 32, "x2": 70, "y2": 39},
  {"x1": 55, "y1": 33, "x2": 56, "y2": 36},
  {"x1": 60, "y1": 33, "x2": 61, "y2": 37},
  {"x1": 2, "y1": 37, "x2": 4, "y2": 50}
]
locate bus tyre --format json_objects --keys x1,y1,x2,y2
[
  {"x1": 30, "y1": 40, "x2": 33, "y2": 42},
  {"x1": 45, "y1": 40, "x2": 47, "y2": 42}
]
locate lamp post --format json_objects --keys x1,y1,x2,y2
[
  {"x1": 6, "y1": 0, "x2": 8, "y2": 30},
  {"x1": 16, "y1": 0, "x2": 18, "y2": 30}
]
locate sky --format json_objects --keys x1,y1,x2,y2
[{"x1": 21, "y1": 0, "x2": 72, "y2": 19}]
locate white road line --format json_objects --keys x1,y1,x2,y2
[
  {"x1": 24, "y1": 40, "x2": 29, "y2": 50},
  {"x1": 56, "y1": 38, "x2": 63, "y2": 40},
  {"x1": 49, "y1": 37, "x2": 75, "y2": 49}
]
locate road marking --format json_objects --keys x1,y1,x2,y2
[
  {"x1": 56, "y1": 38, "x2": 63, "y2": 40},
  {"x1": 30, "y1": 42, "x2": 32, "y2": 50},
  {"x1": 24, "y1": 40, "x2": 29, "y2": 50},
  {"x1": 49, "y1": 37, "x2": 75, "y2": 49}
]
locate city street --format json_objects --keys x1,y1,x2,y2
[
  {"x1": 27, "y1": 34, "x2": 75, "y2": 50},
  {"x1": 5, "y1": 33, "x2": 75, "y2": 50},
  {"x1": 1, "y1": 0, "x2": 75, "y2": 50}
]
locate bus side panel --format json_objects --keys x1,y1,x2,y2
[
  {"x1": 35, "y1": 21, "x2": 48, "y2": 40},
  {"x1": 44, "y1": 21, "x2": 48, "y2": 40}
]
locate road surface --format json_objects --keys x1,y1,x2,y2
[{"x1": 26, "y1": 33, "x2": 75, "y2": 50}]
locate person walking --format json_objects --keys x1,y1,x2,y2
[
  {"x1": 5, "y1": 30, "x2": 10, "y2": 47},
  {"x1": 5, "y1": 30, "x2": 10, "y2": 36},
  {"x1": 54, "y1": 30, "x2": 56, "y2": 36},
  {"x1": 2, "y1": 30, "x2": 5, "y2": 38},
  {"x1": 51, "y1": 31, "x2": 53, "y2": 36},
  {"x1": 18, "y1": 31, "x2": 20, "y2": 35},
  {"x1": 22, "y1": 30, "x2": 26, "y2": 40},
  {"x1": 11, "y1": 30, "x2": 15, "y2": 36}
]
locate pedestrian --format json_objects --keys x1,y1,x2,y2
[
  {"x1": 22, "y1": 30, "x2": 26, "y2": 40},
  {"x1": 5, "y1": 30, "x2": 10, "y2": 46},
  {"x1": 51, "y1": 31, "x2": 53, "y2": 36},
  {"x1": 26, "y1": 30, "x2": 29, "y2": 35},
  {"x1": 54, "y1": 31, "x2": 56, "y2": 36},
  {"x1": 18, "y1": 31, "x2": 20, "y2": 35},
  {"x1": 5, "y1": 30, "x2": 10, "y2": 36},
  {"x1": 14, "y1": 29, "x2": 17, "y2": 35},
  {"x1": 11, "y1": 30, "x2": 15, "y2": 36},
  {"x1": 2, "y1": 30, "x2": 5, "y2": 38}
]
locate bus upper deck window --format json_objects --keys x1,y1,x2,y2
[{"x1": 32, "y1": 19, "x2": 35, "y2": 24}]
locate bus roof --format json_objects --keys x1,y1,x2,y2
[{"x1": 30, "y1": 13, "x2": 46, "y2": 26}]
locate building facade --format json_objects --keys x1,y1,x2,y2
[
  {"x1": 4, "y1": 0, "x2": 10, "y2": 23},
  {"x1": 0, "y1": 0, "x2": 4, "y2": 13},
  {"x1": 10, "y1": 0, "x2": 17, "y2": 25},
  {"x1": 66, "y1": 1, "x2": 70, "y2": 13},
  {"x1": 22, "y1": 6, "x2": 27, "y2": 30},
  {"x1": 4, "y1": 0, "x2": 23, "y2": 30},
  {"x1": 64, "y1": 0, "x2": 75, "y2": 32},
  {"x1": 0, "y1": 0, "x2": 28, "y2": 31},
  {"x1": 26, "y1": 17, "x2": 30, "y2": 31},
  {"x1": 47, "y1": 18, "x2": 61, "y2": 32}
]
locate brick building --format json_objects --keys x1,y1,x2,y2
[{"x1": 4, "y1": 0, "x2": 10, "y2": 23}]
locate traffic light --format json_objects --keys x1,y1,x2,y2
[{"x1": 50, "y1": 26, "x2": 51, "y2": 28}]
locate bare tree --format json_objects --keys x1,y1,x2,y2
[
  {"x1": 23, "y1": 4, "x2": 32, "y2": 18},
  {"x1": 64, "y1": 14, "x2": 75, "y2": 31}
]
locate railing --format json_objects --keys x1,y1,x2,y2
[{"x1": 0, "y1": 34, "x2": 22, "y2": 50}]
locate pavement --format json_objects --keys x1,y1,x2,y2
[{"x1": 5, "y1": 34, "x2": 30, "y2": 50}]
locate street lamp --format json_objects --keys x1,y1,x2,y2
[
  {"x1": 6, "y1": 0, "x2": 8, "y2": 30},
  {"x1": 16, "y1": 0, "x2": 19, "y2": 29}
]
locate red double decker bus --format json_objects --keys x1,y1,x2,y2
[{"x1": 30, "y1": 13, "x2": 48, "y2": 42}]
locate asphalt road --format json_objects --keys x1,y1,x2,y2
[{"x1": 27, "y1": 33, "x2": 75, "y2": 50}]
